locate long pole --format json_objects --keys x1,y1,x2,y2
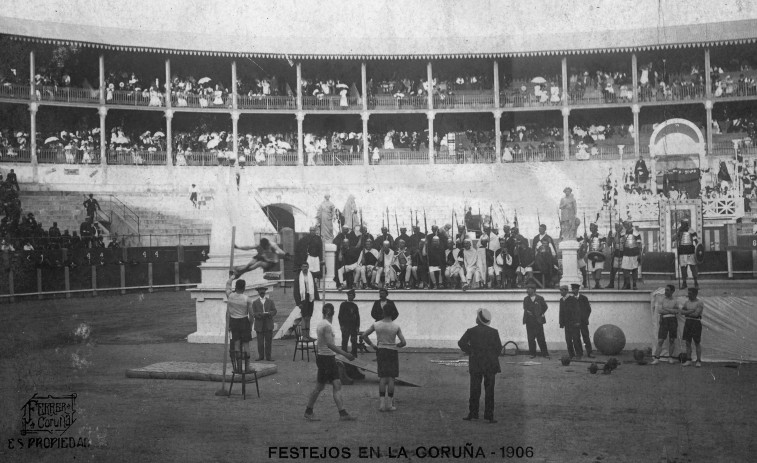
[{"x1": 215, "y1": 226, "x2": 235, "y2": 396}]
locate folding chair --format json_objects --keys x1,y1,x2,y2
[{"x1": 293, "y1": 325, "x2": 317, "y2": 361}]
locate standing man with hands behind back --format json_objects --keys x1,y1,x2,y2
[
  {"x1": 252, "y1": 285, "x2": 277, "y2": 361},
  {"x1": 458, "y1": 308, "x2": 503, "y2": 424}
]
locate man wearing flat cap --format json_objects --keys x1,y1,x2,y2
[{"x1": 458, "y1": 308, "x2": 502, "y2": 424}]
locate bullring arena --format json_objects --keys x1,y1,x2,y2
[{"x1": 1, "y1": 1, "x2": 757, "y2": 462}]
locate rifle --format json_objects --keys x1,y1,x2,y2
[
  {"x1": 583, "y1": 211, "x2": 588, "y2": 239},
  {"x1": 423, "y1": 208, "x2": 428, "y2": 235},
  {"x1": 394, "y1": 210, "x2": 399, "y2": 237},
  {"x1": 386, "y1": 207, "x2": 390, "y2": 233},
  {"x1": 537, "y1": 209, "x2": 541, "y2": 227}
]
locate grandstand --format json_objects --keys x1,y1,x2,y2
[{"x1": 1, "y1": 0, "x2": 757, "y2": 298}]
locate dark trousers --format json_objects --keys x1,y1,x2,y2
[
  {"x1": 526, "y1": 322, "x2": 549, "y2": 356},
  {"x1": 579, "y1": 323, "x2": 593, "y2": 354},
  {"x1": 256, "y1": 330, "x2": 273, "y2": 360},
  {"x1": 469, "y1": 371, "x2": 496, "y2": 420},
  {"x1": 564, "y1": 325, "x2": 583, "y2": 358},
  {"x1": 341, "y1": 327, "x2": 359, "y2": 356}
]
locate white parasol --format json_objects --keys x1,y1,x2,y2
[
  {"x1": 44, "y1": 136, "x2": 59, "y2": 144},
  {"x1": 531, "y1": 77, "x2": 547, "y2": 84},
  {"x1": 198, "y1": 77, "x2": 212, "y2": 85}
]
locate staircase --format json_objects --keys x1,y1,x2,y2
[{"x1": 17, "y1": 190, "x2": 212, "y2": 246}]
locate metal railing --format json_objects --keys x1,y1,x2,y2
[
  {"x1": 433, "y1": 93, "x2": 495, "y2": 109},
  {"x1": 638, "y1": 85, "x2": 706, "y2": 102},
  {"x1": 370, "y1": 149, "x2": 429, "y2": 165},
  {"x1": 171, "y1": 92, "x2": 232, "y2": 109},
  {"x1": 302, "y1": 95, "x2": 360, "y2": 110},
  {"x1": 36, "y1": 147, "x2": 100, "y2": 164},
  {"x1": 511, "y1": 147, "x2": 564, "y2": 163},
  {"x1": 254, "y1": 150, "x2": 299, "y2": 166},
  {"x1": 369, "y1": 95, "x2": 429, "y2": 110},
  {"x1": 436, "y1": 148, "x2": 498, "y2": 164},
  {"x1": 238, "y1": 94, "x2": 297, "y2": 110},
  {"x1": 0, "y1": 83, "x2": 31, "y2": 100},
  {"x1": 499, "y1": 91, "x2": 556, "y2": 108},
  {"x1": 107, "y1": 149, "x2": 167, "y2": 165},
  {"x1": 106, "y1": 89, "x2": 158, "y2": 107},
  {"x1": 713, "y1": 83, "x2": 757, "y2": 99},
  {"x1": 0, "y1": 147, "x2": 32, "y2": 162},
  {"x1": 37, "y1": 86, "x2": 100, "y2": 104},
  {"x1": 569, "y1": 144, "x2": 626, "y2": 160},
  {"x1": 106, "y1": 194, "x2": 141, "y2": 235}
]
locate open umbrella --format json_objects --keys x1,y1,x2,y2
[
  {"x1": 336, "y1": 83, "x2": 349, "y2": 89},
  {"x1": 198, "y1": 77, "x2": 212, "y2": 85},
  {"x1": 153, "y1": 131, "x2": 165, "y2": 138},
  {"x1": 530, "y1": 77, "x2": 547, "y2": 84},
  {"x1": 44, "y1": 136, "x2": 59, "y2": 144},
  {"x1": 207, "y1": 138, "x2": 220, "y2": 149}
]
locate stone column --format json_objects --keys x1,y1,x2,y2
[
  {"x1": 99, "y1": 54, "x2": 105, "y2": 105},
  {"x1": 705, "y1": 99, "x2": 713, "y2": 157},
  {"x1": 231, "y1": 60, "x2": 238, "y2": 110},
  {"x1": 165, "y1": 58, "x2": 172, "y2": 109},
  {"x1": 493, "y1": 60, "x2": 500, "y2": 108},
  {"x1": 99, "y1": 106, "x2": 108, "y2": 167},
  {"x1": 296, "y1": 62, "x2": 303, "y2": 111},
  {"x1": 561, "y1": 56, "x2": 568, "y2": 103},
  {"x1": 631, "y1": 53, "x2": 638, "y2": 103},
  {"x1": 427, "y1": 111, "x2": 435, "y2": 164},
  {"x1": 231, "y1": 110, "x2": 239, "y2": 166},
  {"x1": 29, "y1": 50, "x2": 35, "y2": 100},
  {"x1": 165, "y1": 109, "x2": 174, "y2": 167},
  {"x1": 361, "y1": 61, "x2": 368, "y2": 111},
  {"x1": 562, "y1": 107, "x2": 570, "y2": 160},
  {"x1": 632, "y1": 104, "x2": 640, "y2": 159},
  {"x1": 29, "y1": 102, "x2": 38, "y2": 182},
  {"x1": 296, "y1": 112, "x2": 305, "y2": 166},
  {"x1": 493, "y1": 110, "x2": 502, "y2": 163},
  {"x1": 427, "y1": 61, "x2": 434, "y2": 110},
  {"x1": 704, "y1": 48, "x2": 712, "y2": 99},
  {"x1": 361, "y1": 111, "x2": 370, "y2": 165}
]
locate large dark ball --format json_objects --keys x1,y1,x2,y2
[{"x1": 593, "y1": 324, "x2": 626, "y2": 355}]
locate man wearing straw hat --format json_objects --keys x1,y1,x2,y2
[{"x1": 458, "y1": 308, "x2": 503, "y2": 424}]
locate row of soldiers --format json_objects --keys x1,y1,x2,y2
[{"x1": 320, "y1": 214, "x2": 669, "y2": 291}]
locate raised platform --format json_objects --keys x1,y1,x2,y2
[{"x1": 279, "y1": 288, "x2": 654, "y2": 351}]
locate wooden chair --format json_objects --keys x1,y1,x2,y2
[
  {"x1": 292, "y1": 324, "x2": 317, "y2": 361},
  {"x1": 228, "y1": 350, "x2": 259, "y2": 400}
]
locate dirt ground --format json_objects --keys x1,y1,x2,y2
[{"x1": 0, "y1": 287, "x2": 756, "y2": 463}]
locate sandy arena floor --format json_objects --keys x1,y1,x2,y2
[{"x1": 0, "y1": 285, "x2": 755, "y2": 463}]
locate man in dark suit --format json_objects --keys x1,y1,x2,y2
[
  {"x1": 559, "y1": 284, "x2": 583, "y2": 359},
  {"x1": 293, "y1": 262, "x2": 319, "y2": 339},
  {"x1": 571, "y1": 283, "x2": 594, "y2": 358},
  {"x1": 458, "y1": 308, "x2": 502, "y2": 424},
  {"x1": 295, "y1": 227, "x2": 323, "y2": 279},
  {"x1": 523, "y1": 284, "x2": 550, "y2": 358},
  {"x1": 252, "y1": 286, "x2": 277, "y2": 361},
  {"x1": 370, "y1": 288, "x2": 398, "y2": 322}
]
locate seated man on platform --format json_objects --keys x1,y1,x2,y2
[
  {"x1": 495, "y1": 237, "x2": 515, "y2": 289},
  {"x1": 373, "y1": 241, "x2": 397, "y2": 289},
  {"x1": 410, "y1": 238, "x2": 428, "y2": 288},
  {"x1": 392, "y1": 239, "x2": 412, "y2": 289},
  {"x1": 516, "y1": 239, "x2": 536, "y2": 288},
  {"x1": 445, "y1": 240, "x2": 463, "y2": 289},
  {"x1": 356, "y1": 238, "x2": 379, "y2": 289},
  {"x1": 480, "y1": 236, "x2": 495, "y2": 288},
  {"x1": 336, "y1": 238, "x2": 359, "y2": 290},
  {"x1": 427, "y1": 235, "x2": 446, "y2": 289},
  {"x1": 460, "y1": 238, "x2": 483, "y2": 291}
]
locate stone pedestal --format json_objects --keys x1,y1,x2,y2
[
  {"x1": 559, "y1": 239, "x2": 582, "y2": 287},
  {"x1": 324, "y1": 243, "x2": 337, "y2": 289},
  {"x1": 188, "y1": 169, "x2": 273, "y2": 344}
]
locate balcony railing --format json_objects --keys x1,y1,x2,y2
[
  {"x1": 108, "y1": 149, "x2": 167, "y2": 165},
  {"x1": 433, "y1": 93, "x2": 494, "y2": 109},
  {"x1": 436, "y1": 148, "x2": 498, "y2": 164},
  {"x1": 106, "y1": 89, "x2": 159, "y2": 107},
  {"x1": 569, "y1": 144, "x2": 629, "y2": 160},
  {"x1": 638, "y1": 84, "x2": 706, "y2": 102},
  {"x1": 511, "y1": 147, "x2": 564, "y2": 163},
  {"x1": 37, "y1": 148, "x2": 100, "y2": 164},
  {"x1": 171, "y1": 92, "x2": 232, "y2": 109},
  {"x1": 37, "y1": 86, "x2": 100, "y2": 104},
  {"x1": 369, "y1": 95, "x2": 429, "y2": 110},
  {"x1": 302, "y1": 95, "x2": 360, "y2": 110},
  {"x1": 306, "y1": 149, "x2": 363, "y2": 166},
  {"x1": 0, "y1": 83, "x2": 31, "y2": 100},
  {"x1": 238, "y1": 95, "x2": 296, "y2": 110},
  {"x1": 0, "y1": 147, "x2": 32, "y2": 163},
  {"x1": 370, "y1": 149, "x2": 429, "y2": 165}
]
